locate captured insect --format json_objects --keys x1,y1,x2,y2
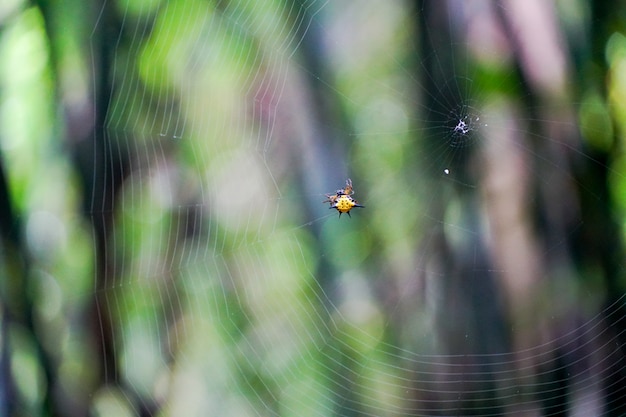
[{"x1": 323, "y1": 178, "x2": 364, "y2": 218}]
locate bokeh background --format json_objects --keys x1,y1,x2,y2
[{"x1": 1, "y1": 0, "x2": 626, "y2": 416}]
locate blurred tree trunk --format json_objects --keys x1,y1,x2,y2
[
  {"x1": 414, "y1": 2, "x2": 510, "y2": 414},
  {"x1": 36, "y1": 0, "x2": 132, "y2": 414}
]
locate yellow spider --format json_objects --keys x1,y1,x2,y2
[{"x1": 323, "y1": 178, "x2": 364, "y2": 218}]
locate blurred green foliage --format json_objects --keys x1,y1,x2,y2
[{"x1": 0, "y1": 0, "x2": 625, "y2": 416}]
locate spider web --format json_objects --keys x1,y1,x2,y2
[{"x1": 83, "y1": 0, "x2": 626, "y2": 415}]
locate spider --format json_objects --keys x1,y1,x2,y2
[{"x1": 323, "y1": 178, "x2": 364, "y2": 218}]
